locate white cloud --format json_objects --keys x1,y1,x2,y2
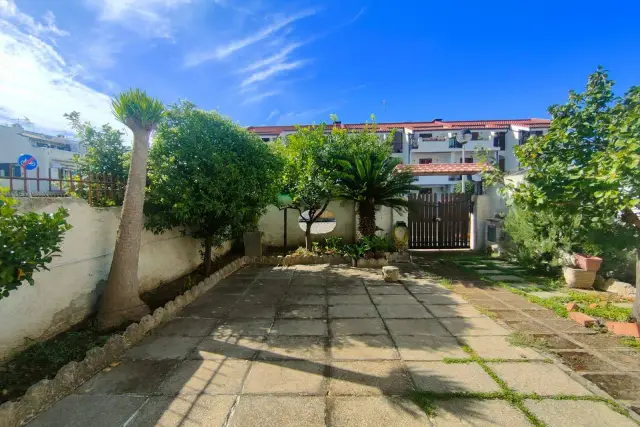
[
  {"x1": 242, "y1": 90, "x2": 280, "y2": 105},
  {"x1": 241, "y1": 59, "x2": 307, "y2": 87},
  {"x1": 88, "y1": 0, "x2": 193, "y2": 38},
  {"x1": 0, "y1": 20, "x2": 118, "y2": 133},
  {"x1": 0, "y1": 0, "x2": 68, "y2": 37},
  {"x1": 266, "y1": 109, "x2": 280, "y2": 121},
  {"x1": 184, "y1": 9, "x2": 315, "y2": 67},
  {"x1": 240, "y1": 42, "x2": 301, "y2": 73}
]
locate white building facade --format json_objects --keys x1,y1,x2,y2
[
  {"x1": 0, "y1": 125, "x2": 84, "y2": 194},
  {"x1": 248, "y1": 118, "x2": 550, "y2": 195}
]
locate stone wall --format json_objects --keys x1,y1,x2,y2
[{"x1": 0, "y1": 198, "x2": 230, "y2": 360}]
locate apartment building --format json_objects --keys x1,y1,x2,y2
[
  {"x1": 247, "y1": 118, "x2": 551, "y2": 194},
  {"x1": 0, "y1": 124, "x2": 84, "y2": 193}
]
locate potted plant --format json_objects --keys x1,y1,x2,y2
[{"x1": 573, "y1": 253, "x2": 603, "y2": 272}]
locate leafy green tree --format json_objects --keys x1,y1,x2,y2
[
  {"x1": 0, "y1": 189, "x2": 71, "y2": 299},
  {"x1": 145, "y1": 102, "x2": 283, "y2": 274},
  {"x1": 333, "y1": 153, "x2": 418, "y2": 237},
  {"x1": 275, "y1": 124, "x2": 338, "y2": 250},
  {"x1": 453, "y1": 181, "x2": 476, "y2": 196},
  {"x1": 65, "y1": 112, "x2": 128, "y2": 180},
  {"x1": 98, "y1": 89, "x2": 164, "y2": 330},
  {"x1": 482, "y1": 68, "x2": 640, "y2": 318}
]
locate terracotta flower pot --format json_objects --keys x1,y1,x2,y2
[{"x1": 574, "y1": 254, "x2": 603, "y2": 272}]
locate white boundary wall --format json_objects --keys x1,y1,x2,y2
[{"x1": 0, "y1": 198, "x2": 230, "y2": 359}]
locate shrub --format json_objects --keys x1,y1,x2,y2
[{"x1": 0, "y1": 189, "x2": 72, "y2": 299}]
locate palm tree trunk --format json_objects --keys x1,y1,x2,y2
[
  {"x1": 358, "y1": 202, "x2": 377, "y2": 237},
  {"x1": 98, "y1": 129, "x2": 150, "y2": 329}
]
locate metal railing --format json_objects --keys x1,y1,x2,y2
[{"x1": 0, "y1": 163, "x2": 124, "y2": 206}]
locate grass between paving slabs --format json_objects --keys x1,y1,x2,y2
[
  {"x1": 0, "y1": 325, "x2": 111, "y2": 403},
  {"x1": 410, "y1": 345, "x2": 637, "y2": 426}
]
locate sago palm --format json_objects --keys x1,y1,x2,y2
[
  {"x1": 334, "y1": 153, "x2": 418, "y2": 237},
  {"x1": 98, "y1": 89, "x2": 164, "y2": 329}
]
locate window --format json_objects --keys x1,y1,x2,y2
[
  {"x1": 392, "y1": 131, "x2": 403, "y2": 153},
  {"x1": 419, "y1": 188, "x2": 433, "y2": 195},
  {"x1": 532, "y1": 130, "x2": 544, "y2": 137},
  {"x1": 0, "y1": 163, "x2": 21, "y2": 177},
  {"x1": 419, "y1": 133, "x2": 432, "y2": 139},
  {"x1": 498, "y1": 157, "x2": 506, "y2": 172},
  {"x1": 493, "y1": 132, "x2": 506, "y2": 150},
  {"x1": 419, "y1": 158, "x2": 433, "y2": 164},
  {"x1": 459, "y1": 157, "x2": 473, "y2": 163},
  {"x1": 519, "y1": 131, "x2": 531, "y2": 145},
  {"x1": 261, "y1": 137, "x2": 270, "y2": 142},
  {"x1": 471, "y1": 132, "x2": 481, "y2": 140}
]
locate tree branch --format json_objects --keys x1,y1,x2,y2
[{"x1": 622, "y1": 208, "x2": 640, "y2": 230}]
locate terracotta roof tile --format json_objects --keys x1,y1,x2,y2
[
  {"x1": 395, "y1": 163, "x2": 488, "y2": 176},
  {"x1": 248, "y1": 118, "x2": 550, "y2": 135}
]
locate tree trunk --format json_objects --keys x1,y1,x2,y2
[
  {"x1": 204, "y1": 236, "x2": 213, "y2": 277},
  {"x1": 305, "y1": 223, "x2": 312, "y2": 250},
  {"x1": 97, "y1": 129, "x2": 150, "y2": 330},
  {"x1": 358, "y1": 202, "x2": 377, "y2": 237},
  {"x1": 634, "y1": 248, "x2": 640, "y2": 322}
]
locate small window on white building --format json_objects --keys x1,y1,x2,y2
[
  {"x1": 419, "y1": 133, "x2": 432, "y2": 139},
  {"x1": 419, "y1": 158, "x2": 433, "y2": 164},
  {"x1": 471, "y1": 132, "x2": 481, "y2": 140}
]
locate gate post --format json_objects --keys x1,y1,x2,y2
[{"x1": 471, "y1": 195, "x2": 491, "y2": 251}]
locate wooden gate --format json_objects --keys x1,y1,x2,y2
[{"x1": 408, "y1": 193, "x2": 472, "y2": 249}]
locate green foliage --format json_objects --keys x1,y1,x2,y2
[
  {"x1": 65, "y1": 112, "x2": 128, "y2": 180},
  {"x1": 483, "y1": 68, "x2": 640, "y2": 283},
  {"x1": 342, "y1": 242, "x2": 370, "y2": 263},
  {"x1": 0, "y1": 189, "x2": 72, "y2": 299},
  {"x1": 333, "y1": 152, "x2": 418, "y2": 236},
  {"x1": 0, "y1": 327, "x2": 110, "y2": 403},
  {"x1": 359, "y1": 235, "x2": 396, "y2": 253},
  {"x1": 145, "y1": 102, "x2": 282, "y2": 270},
  {"x1": 111, "y1": 88, "x2": 165, "y2": 131},
  {"x1": 453, "y1": 181, "x2": 475, "y2": 196},
  {"x1": 323, "y1": 236, "x2": 346, "y2": 254}
]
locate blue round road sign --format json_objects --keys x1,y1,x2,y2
[{"x1": 18, "y1": 154, "x2": 38, "y2": 171}]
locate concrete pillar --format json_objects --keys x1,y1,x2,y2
[{"x1": 472, "y1": 195, "x2": 491, "y2": 251}]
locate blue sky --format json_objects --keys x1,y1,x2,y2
[{"x1": 1, "y1": 0, "x2": 639, "y2": 135}]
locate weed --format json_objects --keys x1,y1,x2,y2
[
  {"x1": 475, "y1": 306, "x2": 497, "y2": 319},
  {"x1": 439, "y1": 278, "x2": 453, "y2": 289},
  {"x1": 507, "y1": 332, "x2": 550, "y2": 350},
  {"x1": 442, "y1": 357, "x2": 474, "y2": 364},
  {"x1": 619, "y1": 337, "x2": 640, "y2": 351}
]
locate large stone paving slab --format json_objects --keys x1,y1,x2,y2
[
  {"x1": 278, "y1": 304, "x2": 326, "y2": 319},
  {"x1": 440, "y1": 317, "x2": 509, "y2": 336},
  {"x1": 372, "y1": 294, "x2": 421, "y2": 305},
  {"x1": 329, "y1": 294, "x2": 372, "y2": 305},
  {"x1": 328, "y1": 304, "x2": 379, "y2": 318},
  {"x1": 489, "y1": 362, "x2": 592, "y2": 395},
  {"x1": 405, "y1": 362, "x2": 501, "y2": 393},
  {"x1": 328, "y1": 361, "x2": 414, "y2": 395},
  {"x1": 327, "y1": 396, "x2": 431, "y2": 427},
  {"x1": 271, "y1": 319, "x2": 328, "y2": 336},
  {"x1": 376, "y1": 304, "x2": 433, "y2": 319},
  {"x1": 461, "y1": 336, "x2": 543, "y2": 360},
  {"x1": 76, "y1": 360, "x2": 177, "y2": 394},
  {"x1": 330, "y1": 335, "x2": 399, "y2": 360},
  {"x1": 415, "y1": 293, "x2": 468, "y2": 305},
  {"x1": 524, "y1": 399, "x2": 638, "y2": 427},
  {"x1": 159, "y1": 359, "x2": 250, "y2": 395},
  {"x1": 386, "y1": 319, "x2": 452, "y2": 337},
  {"x1": 425, "y1": 304, "x2": 483, "y2": 318},
  {"x1": 123, "y1": 336, "x2": 201, "y2": 360},
  {"x1": 259, "y1": 336, "x2": 328, "y2": 360},
  {"x1": 486, "y1": 275, "x2": 524, "y2": 282},
  {"x1": 26, "y1": 394, "x2": 147, "y2": 427},
  {"x1": 243, "y1": 360, "x2": 325, "y2": 394},
  {"x1": 154, "y1": 317, "x2": 218, "y2": 336},
  {"x1": 394, "y1": 335, "x2": 468, "y2": 361},
  {"x1": 128, "y1": 395, "x2": 236, "y2": 427},
  {"x1": 229, "y1": 396, "x2": 325, "y2": 427},
  {"x1": 366, "y1": 285, "x2": 411, "y2": 295},
  {"x1": 431, "y1": 399, "x2": 532, "y2": 426},
  {"x1": 190, "y1": 336, "x2": 265, "y2": 360},
  {"x1": 330, "y1": 318, "x2": 388, "y2": 335},
  {"x1": 212, "y1": 318, "x2": 272, "y2": 337}
]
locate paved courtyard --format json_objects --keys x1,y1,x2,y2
[{"x1": 27, "y1": 264, "x2": 638, "y2": 426}]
